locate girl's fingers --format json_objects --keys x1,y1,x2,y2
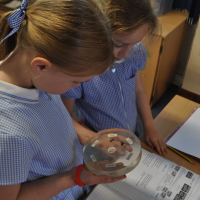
[
  {"x1": 146, "y1": 134, "x2": 167, "y2": 155},
  {"x1": 82, "y1": 161, "x2": 127, "y2": 185},
  {"x1": 98, "y1": 174, "x2": 126, "y2": 184},
  {"x1": 108, "y1": 175, "x2": 126, "y2": 183},
  {"x1": 158, "y1": 139, "x2": 167, "y2": 155},
  {"x1": 101, "y1": 162, "x2": 126, "y2": 171},
  {"x1": 106, "y1": 147, "x2": 125, "y2": 157},
  {"x1": 98, "y1": 140, "x2": 133, "y2": 156},
  {"x1": 117, "y1": 135, "x2": 134, "y2": 146},
  {"x1": 154, "y1": 139, "x2": 167, "y2": 155},
  {"x1": 146, "y1": 137, "x2": 154, "y2": 149},
  {"x1": 114, "y1": 143, "x2": 132, "y2": 153},
  {"x1": 149, "y1": 138, "x2": 162, "y2": 155},
  {"x1": 89, "y1": 159, "x2": 117, "y2": 168},
  {"x1": 107, "y1": 145, "x2": 131, "y2": 157}
]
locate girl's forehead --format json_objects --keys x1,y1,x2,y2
[
  {"x1": 112, "y1": 24, "x2": 149, "y2": 44},
  {"x1": 112, "y1": 32, "x2": 139, "y2": 45},
  {"x1": 112, "y1": 32, "x2": 132, "y2": 42}
]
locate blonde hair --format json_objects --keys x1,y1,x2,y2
[
  {"x1": 103, "y1": 0, "x2": 159, "y2": 36},
  {"x1": 0, "y1": 0, "x2": 114, "y2": 76}
]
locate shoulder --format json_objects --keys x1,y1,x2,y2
[
  {"x1": 122, "y1": 43, "x2": 147, "y2": 72},
  {"x1": 0, "y1": 98, "x2": 37, "y2": 138},
  {"x1": 129, "y1": 42, "x2": 147, "y2": 60},
  {"x1": 61, "y1": 85, "x2": 83, "y2": 99},
  {"x1": 128, "y1": 43, "x2": 147, "y2": 63}
]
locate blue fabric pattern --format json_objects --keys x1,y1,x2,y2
[
  {"x1": 1, "y1": 0, "x2": 30, "y2": 43},
  {"x1": 61, "y1": 43, "x2": 147, "y2": 133},
  {"x1": 0, "y1": 80, "x2": 85, "y2": 200}
]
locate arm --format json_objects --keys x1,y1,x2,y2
[
  {"x1": 135, "y1": 71, "x2": 167, "y2": 155},
  {"x1": 1, "y1": 166, "x2": 126, "y2": 200},
  {"x1": 61, "y1": 98, "x2": 133, "y2": 156},
  {"x1": 61, "y1": 97, "x2": 96, "y2": 145}
]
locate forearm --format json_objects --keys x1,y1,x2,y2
[
  {"x1": 71, "y1": 115, "x2": 96, "y2": 145},
  {"x1": 1, "y1": 168, "x2": 77, "y2": 200},
  {"x1": 136, "y1": 88, "x2": 154, "y2": 129},
  {"x1": 17, "y1": 168, "x2": 76, "y2": 200},
  {"x1": 135, "y1": 73, "x2": 167, "y2": 154},
  {"x1": 61, "y1": 97, "x2": 96, "y2": 144},
  {"x1": 135, "y1": 72, "x2": 154, "y2": 130}
]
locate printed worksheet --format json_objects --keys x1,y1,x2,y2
[
  {"x1": 87, "y1": 149, "x2": 200, "y2": 200},
  {"x1": 188, "y1": 176, "x2": 200, "y2": 199},
  {"x1": 152, "y1": 163, "x2": 199, "y2": 200},
  {"x1": 122, "y1": 149, "x2": 173, "y2": 197}
]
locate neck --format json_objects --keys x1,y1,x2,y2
[{"x1": 0, "y1": 46, "x2": 35, "y2": 89}]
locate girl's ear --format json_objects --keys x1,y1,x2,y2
[{"x1": 31, "y1": 57, "x2": 53, "y2": 72}]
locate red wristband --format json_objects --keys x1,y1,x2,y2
[
  {"x1": 75, "y1": 164, "x2": 86, "y2": 187},
  {"x1": 78, "y1": 121, "x2": 84, "y2": 125}
]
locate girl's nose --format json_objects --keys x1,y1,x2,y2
[
  {"x1": 121, "y1": 47, "x2": 130, "y2": 58},
  {"x1": 122, "y1": 45, "x2": 133, "y2": 58},
  {"x1": 122, "y1": 50, "x2": 130, "y2": 57}
]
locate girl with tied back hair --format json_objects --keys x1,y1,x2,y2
[
  {"x1": 62, "y1": 0, "x2": 168, "y2": 155},
  {"x1": 0, "y1": 0, "x2": 126, "y2": 199}
]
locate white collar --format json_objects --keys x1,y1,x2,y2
[
  {"x1": 114, "y1": 58, "x2": 125, "y2": 64},
  {"x1": 0, "y1": 80, "x2": 39, "y2": 104}
]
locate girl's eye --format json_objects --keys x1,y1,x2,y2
[{"x1": 114, "y1": 43, "x2": 123, "y2": 48}]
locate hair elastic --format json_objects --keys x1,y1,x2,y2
[
  {"x1": 1, "y1": 0, "x2": 30, "y2": 43},
  {"x1": 75, "y1": 164, "x2": 86, "y2": 187},
  {"x1": 78, "y1": 121, "x2": 84, "y2": 125}
]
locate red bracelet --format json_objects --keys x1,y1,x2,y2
[
  {"x1": 78, "y1": 121, "x2": 84, "y2": 125},
  {"x1": 75, "y1": 164, "x2": 86, "y2": 187}
]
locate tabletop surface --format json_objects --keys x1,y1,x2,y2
[
  {"x1": 157, "y1": 10, "x2": 189, "y2": 38},
  {"x1": 140, "y1": 95, "x2": 200, "y2": 174},
  {"x1": 85, "y1": 95, "x2": 200, "y2": 199}
]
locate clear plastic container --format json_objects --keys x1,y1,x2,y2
[
  {"x1": 151, "y1": 0, "x2": 174, "y2": 16},
  {"x1": 83, "y1": 128, "x2": 142, "y2": 178}
]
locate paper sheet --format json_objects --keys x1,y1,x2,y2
[
  {"x1": 122, "y1": 149, "x2": 173, "y2": 197},
  {"x1": 152, "y1": 164, "x2": 199, "y2": 200},
  {"x1": 107, "y1": 181, "x2": 153, "y2": 200},
  {"x1": 188, "y1": 176, "x2": 200, "y2": 199},
  {"x1": 167, "y1": 107, "x2": 200, "y2": 159},
  {"x1": 86, "y1": 149, "x2": 199, "y2": 200},
  {"x1": 86, "y1": 184, "x2": 130, "y2": 200}
]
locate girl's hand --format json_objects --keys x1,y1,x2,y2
[
  {"x1": 90, "y1": 133, "x2": 133, "y2": 158},
  {"x1": 143, "y1": 127, "x2": 167, "y2": 155},
  {"x1": 80, "y1": 165, "x2": 126, "y2": 186},
  {"x1": 86, "y1": 159, "x2": 126, "y2": 172}
]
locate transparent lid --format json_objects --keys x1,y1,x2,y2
[{"x1": 83, "y1": 128, "x2": 142, "y2": 178}]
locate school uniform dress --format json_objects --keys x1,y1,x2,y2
[
  {"x1": 61, "y1": 43, "x2": 147, "y2": 134},
  {"x1": 0, "y1": 80, "x2": 85, "y2": 200}
]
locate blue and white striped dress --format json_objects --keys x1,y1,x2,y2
[
  {"x1": 61, "y1": 43, "x2": 147, "y2": 134},
  {"x1": 0, "y1": 80, "x2": 85, "y2": 199}
]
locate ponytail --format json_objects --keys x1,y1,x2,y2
[
  {"x1": 0, "y1": 11, "x2": 17, "y2": 60},
  {"x1": 0, "y1": 0, "x2": 114, "y2": 76}
]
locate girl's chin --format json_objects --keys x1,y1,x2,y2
[{"x1": 115, "y1": 58, "x2": 123, "y2": 61}]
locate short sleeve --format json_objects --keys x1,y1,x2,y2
[
  {"x1": 61, "y1": 84, "x2": 83, "y2": 99},
  {"x1": 0, "y1": 133, "x2": 33, "y2": 185},
  {"x1": 137, "y1": 44, "x2": 147, "y2": 71},
  {"x1": 129, "y1": 43, "x2": 147, "y2": 72}
]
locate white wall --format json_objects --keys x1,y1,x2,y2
[
  {"x1": 174, "y1": 23, "x2": 198, "y2": 86},
  {"x1": 181, "y1": 21, "x2": 200, "y2": 93}
]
